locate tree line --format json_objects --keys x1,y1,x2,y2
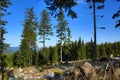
[{"x1": 4, "y1": 38, "x2": 120, "y2": 68}]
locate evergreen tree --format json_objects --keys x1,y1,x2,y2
[
  {"x1": 86, "y1": 0, "x2": 105, "y2": 61},
  {"x1": 44, "y1": 0, "x2": 77, "y2": 18},
  {"x1": 44, "y1": 48, "x2": 50, "y2": 64},
  {"x1": 99, "y1": 43, "x2": 107, "y2": 59},
  {"x1": 80, "y1": 40, "x2": 86, "y2": 60},
  {"x1": 0, "y1": 0, "x2": 11, "y2": 79},
  {"x1": 48, "y1": 46, "x2": 58, "y2": 64},
  {"x1": 86, "y1": 39, "x2": 94, "y2": 59},
  {"x1": 113, "y1": 42, "x2": 120, "y2": 56},
  {"x1": 4, "y1": 54, "x2": 14, "y2": 68},
  {"x1": 63, "y1": 27, "x2": 72, "y2": 61},
  {"x1": 117, "y1": 42, "x2": 120, "y2": 56},
  {"x1": 66, "y1": 27, "x2": 72, "y2": 45},
  {"x1": 38, "y1": 50, "x2": 44, "y2": 65},
  {"x1": 15, "y1": 52, "x2": 20, "y2": 67},
  {"x1": 77, "y1": 37, "x2": 82, "y2": 60},
  {"x1": 52, "y1": 47, "x2": 58, "y2": 63},
  {"x1": 104, "y1": 42, "x2": 110, "y2": 59},
  {"x1": 19, "y1": 7, "x2": 37, "y2": 67},
  {"x1": 38, "y1": 9, "x2": 53, "y2": 56},
  {"x1": 71, "y1": 40, "x2": 78, "y2": 60},
  {"x1": 13, "y1": 51, "x2": 24, "y2": 67},
  {"x1": 97, "y1": 45, "x2": 100, "y2": 60},
  {"x1": 48, "y1": 46, "x2": 52, "y2": 63},
  {"x1": 56, "y1": 10, "x2": 68, "y2": 62}
]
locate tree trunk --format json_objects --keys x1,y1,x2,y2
[
  {"x1": 93, "y1": 1, "x2": 97, "y2": 62},
  {"x1": 43, "y1": 34, "x2": 45, "y2": 49},
  {"x1": 43, "y1": 34, "x2": 46, "y2": 60},
  {"x1": 60, "y1": 46, "x2": 62, "y2": 62},
  {"x1": 1, "y1": 71, "x2": 4, "y2": 80},
  {"x1": 60, "y1": 41, "x2": 63, "y2": 62}
]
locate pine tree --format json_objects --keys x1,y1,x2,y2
[
  {"x1": 113, "y1": 42, "x2": 120, "y2": 56},
  {"x1": 104, "y1": 43, "x2": 110, "y2": 60},
  {"x1": 117, "y1": 42, "x2": 120, "y2": 56},
  {"x1": 48, "y1": 46, "x2": 53, "y2": 63},
  {"x1": 81, "y1": 40, "x2": 86, "y2": 60},
  {"x1": 38, "y1": 9, "x2": 53, "y2": 56},
  {"x1": 52, "y1": 47, "x2": 58, "y2": 63},
  {"x1": 77, "y1": 37, "x2": 82, "y2": 60},
  {"x1": 4, "y1": 54, "x2": 14, "y2": 67},
  {"x1": 44, "y1": 0, "x2": 77, "y2": 18},
  {"x1": 19, "y1": 7, "x2": 37, "y2": 67},
  {"x1": 71, "y1": 40, "x2": 78, "y2": 60},
  {"x1": 14, "y1": 51, "x2": 24, "y2": 67},
  {"x1": 44, "y1": 48, "x2": 50, "y2": 64},
  {"x1": 66, "y1": 27, "x2": 72, "y2": 44},
  {"x1": 99, "y1": 44, "x2": 107, "y2": 59},
  {"x1": 97, "y1": 45, "x2": 100, "y2": 60},
  {"x1": 86, "y1": 39, "x2": 94, "y2": 59},
  {"x1": 56, "y1": 10, "x2": 68, "y2": 62},
  {"x1": 86, "y1": 0, "x2": 105, "y2": 61},
  {"x1": 0, "y1": 0, "x2": 11, "y2": 79},
  {"x1": 38, "y1": 50, "x2": 44, "y2": 65},
  {"x1": 63, "y1": 27, "x2": 72, "y2": 61}
]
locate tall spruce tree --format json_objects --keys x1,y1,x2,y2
[
  {"x1": 19, "y1": 7, "x2": 37, "y2": 67},
  {"x1": 52, "y1": 46, "x2": 58, "y2": 63},
  {"x1": 77, "y1": 37, "x2": 82, "y2": 60},
  {"x1": 0, "y1": 0, "x2": 11, "y2": 79},
  {"x1": 99, "y1": 43, "x2": 107, "y2": 59},
  {"x1": 86, "y1": 0, "x2": 105, "y2": 61},
  {"x1": 76, "y1": 38, "x2": 86, "y2": 60},
  {"x1": 70, "y1": 40, "x2": 78, "y2": 60},
  {"x1": 66, "y1": 27, "x2": 72, "y2": 45},
  {"x1": 81, "y1": 40, "x2": 86, "y2": 60},
  {"x1": 48, "y1": 46, "x2": 58, "y2": 63},
  {"x1": 63, "y1": 27, "x2": 72, "y2": 61},
  {"x1": 56, "y1": 10, "x2": 68, "y2": 62},
  {"x1": 86, "y1": 39, "x2": 94, "y2": 59},
  {"x1": 38, "y1": 9, "x2": 53, "y2": 55},
  {"x1": 14, "y1": 51, "x2": 24, "y2": 67}
]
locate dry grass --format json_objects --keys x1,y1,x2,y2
[
  {"x1": 10, "y1": 66, "x2": 63, "y2": 79},
  {"x1": 114, "y1": 68, "x2": 120, "y2": 80}
]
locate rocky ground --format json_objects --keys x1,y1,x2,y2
[{"x1": 0, "y1": 60, "x2": 120, "y2": 80}]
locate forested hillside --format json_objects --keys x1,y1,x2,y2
[{"x1": 4, "y1": 47, "x2": 19, "y2": 54}]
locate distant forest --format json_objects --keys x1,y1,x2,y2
[{"x1": 4, "y1": 39, "x2": 120, "y2": 67}]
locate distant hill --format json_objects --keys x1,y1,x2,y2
[
  {"x1": 4, "y1": 47, "x2": 41, "y2": 54},
  {"x1": 4, "y1": 47, "x2": 19, "y2": 54}
]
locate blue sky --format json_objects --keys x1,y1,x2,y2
[{"x1": 4, "y1": 0, "x2": 120, "y2": 47}]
